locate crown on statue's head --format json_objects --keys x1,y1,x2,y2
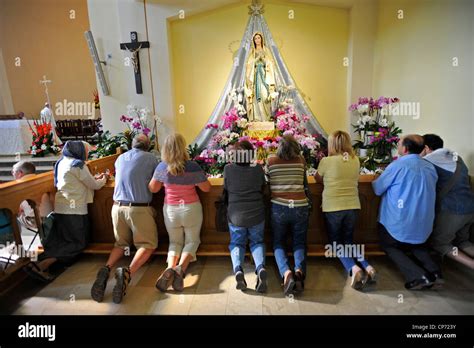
[{"x1": 248, "y1": 0, "x2": 264, "y2": 16}]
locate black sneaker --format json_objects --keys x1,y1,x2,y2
[
  {"x1": 429, "y1": 271, "x2": 445, "y2": 289},
  {"x1": 112, "y1": 267, "x2": 131, "y2": 304},
  {"x1": 255, "y1": 268, "x2": 267, "y2": 293},
  {"x1": 294, "y1": 270, "x2": 305, "y2": 293},
  {"x1": 235, "y1": 271, "x2": 247, "y2": 291},
  {"x1": 283, "y1": 272, "x2": 296, "y2": 296},
  {"x1": 405, "y1": 275, "x2": 433, "y2": 290},
  {"x1": 91, "y1": 265, "x2": 110, "y2": 302}
]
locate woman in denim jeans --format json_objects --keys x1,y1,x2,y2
[
  {"x1": 315, "y1": 130, "x2": 376, "y2": 290},
  {"x1": 224, "y1": 140, "x2": 267, "y2": 292},
  {"x1": 267, "y1": 135, "x2": 310, "y2": 296}
]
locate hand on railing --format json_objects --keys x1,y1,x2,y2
[{"x1": 94, "y1": 172, "x2": 110, "y2": 181}]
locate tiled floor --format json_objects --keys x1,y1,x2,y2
[{"x1": 4, "y1": 255, "x2": 474, "y2": 315}]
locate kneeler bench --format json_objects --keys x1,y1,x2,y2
[
  {"x1": 87, "y1": 175, "x2": 386, "y2": 257},
  {"x1": 82, "y1": 243, "x2": 386, "y2": 256},
  {"x1": 5, "y1": 155, "x2": 471, "y2": 295}
]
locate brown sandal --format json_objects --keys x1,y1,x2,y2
[
  {"x1": 172, "y1": 266, "x2": 185, "y2": 292},
  {"x1": 155, "y1": 268, "x2": 175, "y2": 292}
]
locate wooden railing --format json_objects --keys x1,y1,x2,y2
[
  {"x1": 86, "y1": 175, "x2": 384, "y2": 256},
  {"x1": 3, "y1": 155, "x2": 474, "y2": 256},
  {"x1": 0, "y1": 154, "x2": 119, "y2": 215},
  {"x1": 0, "y1": 154, "x2": 118, "y2": 295}
]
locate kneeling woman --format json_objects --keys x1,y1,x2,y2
[
  {"x1": 224, "y1": 140, "x2": 267, "y2": 292},
  {"x1": 25, "y1": 141, "x2": 108, "y2": 281},
  {"x1": 315, "y1": 130, "x2": 376, "y2": 290},
  {"x1": 149, "y1": 134, "x2": 210, "y2": 292},
  {"x1": 267, "y1": 135, "x2": 310, "y2": 296}
]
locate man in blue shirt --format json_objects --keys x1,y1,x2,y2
[
  {"x1": 373, "y1": 134, "x2": 442, "y2": 290},
  {"x1": 422, "y1": 134, "x2": 474, "y2": 270},
  {"x1": 91, "y1": 134, "x2": 159, "y2": 304}
]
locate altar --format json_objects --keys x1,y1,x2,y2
[
  {"x1": 0, "y1": 120, "x2": 32, "y2": 155},
  {"x1": 0, "y1": 154, "x2": 385, "y2": 258}
]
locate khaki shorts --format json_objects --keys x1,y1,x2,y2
[{"x1": 112, "y1": 205, "x2": 158, "y2": 250}]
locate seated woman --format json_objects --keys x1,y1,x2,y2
[
  {"x1": 149, "y1": 133, "x2": 210, "y2": 292},
  {"x1": 24, "y1": 141, "x2": 108, "y2": 282},
  {"x1": 224, "y1": 140, "x2": 267, "y2": 292},
  {"x1": 267, "y1": 135, "x2": 310, "y2": 296},
  {"x1": 315, "y1": 130, "x2": 376, "y2": 290}
]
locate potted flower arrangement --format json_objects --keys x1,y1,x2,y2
[
  {"x1": 350, "y1": 96, "x2": 402, "y2": 171},
  {"x1": 92, "y1": 89, "x2": 100, "y2": 119},
  {"x1": 193, "y1": 106, "x2": 325, "y2": 177},
  {"x1": 28, "y1": 120, "x2": 61, "y2": 157},
  {"x1": 88, "y1": 105, "x2": 161, "y2": 159},
  {"x1": 93, "y1": 89, "x2": 100, "y2": 110}
]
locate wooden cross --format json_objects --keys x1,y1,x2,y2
[{"x1": 120, "y1": 32, "x2": 150, "y2": 94}]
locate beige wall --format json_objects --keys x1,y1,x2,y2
[
  {"x1": 373, "y1": 0, "x2": 474, "y2": 171},
  {"x1": 170, "y1": 1, "x2": 350, "y2": 143},
  {"x1": 86, "y1": 0, "x2": 474, "y2": 173},
  {"x1": 0, "y1": 0, "x2": 96, "y2": 119}
]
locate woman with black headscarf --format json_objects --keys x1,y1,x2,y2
[{"x1": 24, "y1": 141, "x2": 108, "y2": 282}]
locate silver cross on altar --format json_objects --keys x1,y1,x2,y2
[
  {"x1": 248, "y1": 0, "x2": 264, "y2": 15},
  {"x1": 39, "y1": 75, "x2": 53, "y2": 108}
]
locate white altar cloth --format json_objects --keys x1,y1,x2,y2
[{"x1": 0, "y1": 120, "x2": 32, "y2": 154}]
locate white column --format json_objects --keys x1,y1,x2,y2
[
  {"x1": 87, "y1": 0, "x2": 153, "y2": 136},
  {"x1": 346, "y1": 0, "x2": 377, "y2": 135},
  {"x1": 144, "y1": 2, "x2": 182, "y2": 145},
  {"x1": 0, "y1": 49, "x2": 14, "y2": 115}
]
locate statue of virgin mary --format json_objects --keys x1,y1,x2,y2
[{"x1": 245, "y1": 32, "x2": 277, "y2": 122}]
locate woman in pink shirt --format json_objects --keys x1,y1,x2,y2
[{"x1": 149, "y1": 134, "x2": 210, "y2": 292}]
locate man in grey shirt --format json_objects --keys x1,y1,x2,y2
[{"x1": 91, "y1": 134, "x2": 159, "y2": 304}]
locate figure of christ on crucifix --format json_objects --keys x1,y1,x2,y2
[{"x1": 120, "y1": 31, "x2": 150, "y2": 94}]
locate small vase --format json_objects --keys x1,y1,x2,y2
[{"x1": 364, "y1": 131, "x2": 374, "y2": 146}]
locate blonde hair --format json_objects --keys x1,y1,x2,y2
[
  {"x1": 328, "y1": 130, "x2": 355, "y2": 157},
  {"x1": 162, "y1": 133, "x2": 190, "y2": 176}
]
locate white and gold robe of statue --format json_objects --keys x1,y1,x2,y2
[{"x1": 245, "y1": 49, "x2": 276, "y2": 122}]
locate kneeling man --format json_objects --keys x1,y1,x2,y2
[
  {"x1": 91, "y1": 135, "x2": 159, "y2": 303},
  {"x1": 373, "y1": 134, "x2": 442, "y2": 290}
]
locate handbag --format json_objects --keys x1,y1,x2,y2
[
  {"x1": 214, "y1": 188, "x2": 229, "y2": 232},
  {"x1": 303, "y1": 168, "x2": 314, "y2": 214}
]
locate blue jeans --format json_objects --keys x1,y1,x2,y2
[
  {"x1": 228, "y1": 220, "x2": 265, "y2": 274},
  {"x1": 324, "y1": 209, "x2": 370, "y2": 274},
  {"x1": 271, "y1": 203, "x2": 309, "y2": 278}
]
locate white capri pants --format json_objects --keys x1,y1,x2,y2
[{"x1": 163, "y1": 202, "x2": 203, "y2": 263}]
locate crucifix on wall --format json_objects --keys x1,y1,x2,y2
[{"x1": 120, "y1": 31, "x2": 150, "y2": 94}]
